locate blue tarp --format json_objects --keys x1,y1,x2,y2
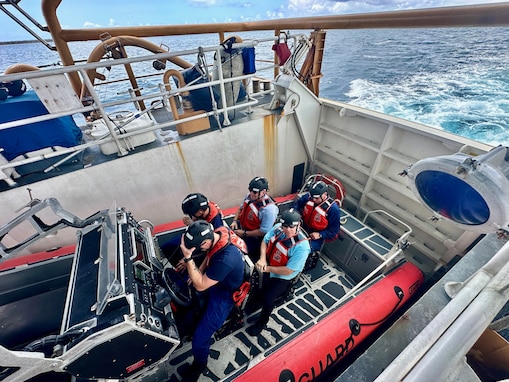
[{"x1": 0, "y1": 90, "x2": 83, "y2": 161}]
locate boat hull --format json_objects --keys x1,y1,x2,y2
[{"x1": 235, "y1": 261, "x2": 423, "y2": 381}]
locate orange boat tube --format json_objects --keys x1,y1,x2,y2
[{"x1": 235, "y1": 261, "x2": 424, "y2": 381}]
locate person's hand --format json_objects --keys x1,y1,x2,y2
[
  {"x1": 175, "y1": 258, "x2": 186, "y2": 272},
  {"x1": 182, "y1": 215, "x2": 193, "y2": 226},
  {"x1": 179, "y1": 235, "x2": 195, "y2": 265},
  {"x1": 230, "y1": 220, "x2": 239, "y2": 230},
  {"x1": 310, "y1": 232, "x2": 321, "y2": 240},
  {"x1": 255, "y1": 260, "x2": 267, "y2": 272}
]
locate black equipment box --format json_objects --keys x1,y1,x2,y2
[{"x1": 59, "y1": 206, "x2": 180, "y2": 380}]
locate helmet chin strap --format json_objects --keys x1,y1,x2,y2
[
  {"x1": 250, "y1": 189, "x2": 266, "y2": 201},
  {"x1": 313, "y1": 195, "x2": 322, "y2": 204}
]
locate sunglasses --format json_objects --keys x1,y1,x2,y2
[{"x1": 282, "y1": 223, "x2": 297, "y2": 228}]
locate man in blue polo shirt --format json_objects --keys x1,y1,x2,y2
[{"x1": 248, "y1": 209, "x2": 310, "y2": 335}]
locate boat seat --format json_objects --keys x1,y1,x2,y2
[
  {"x1": 0, "y1": 89, "x2": 83, "y2": 164},
  {"x1": 232, "y1": 254, "x2": 255, "y2": 309},
  {"x1": 0, "y1": 149, "x2": 19, "y2": 186},
  {"x1": 163, "y1": 68, "x2": 210, "y2": 136}
]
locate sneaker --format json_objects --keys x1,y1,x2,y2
[
  {"x1": 304, "y1": 251, "x2": 320, "y2": 271},
  {"x1": 246, "y1": 321, "x2": 265, "y2": 336}
]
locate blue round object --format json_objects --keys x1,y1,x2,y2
[
  {"x1": 415, "y1": 170, "x2": 490, "y2": 226},
  {"x1": 6, "y1": 80, "x2": 27, "y2": 97}
]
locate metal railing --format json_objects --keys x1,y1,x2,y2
[{"x1": 0, "y1": 34, "x2": 307, "y2": 181}]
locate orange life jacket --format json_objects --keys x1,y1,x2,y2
[
  {"x1": 205, "y1": 202, "x2": 223, "y2": 223},
  {"x1": 302, "y1": 197, "x2": 335, "y2": 231},
  {"x1": 205, "y1": 226, "x2": 250, "y2": 307},
  {"x1": 206, "y1": 226, "x2": 247, "y2": 261},
  {"x1": 239, "y1": 194, "x2": 275, "y2": 230},
  {"x1": 266, "y1": 227, "x2": 308, "y2": 267}
]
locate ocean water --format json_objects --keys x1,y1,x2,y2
[
  {"x1": 1, "y1": 27, "x2": 508, "y2": 146},
  {"x1": 321, "y1": 28, "x2": 509, "y2": 146}
]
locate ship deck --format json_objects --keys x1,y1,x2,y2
[
  {"x1": 149, "y1": 253, "x2": 356, "y2": 382},
  {"x1": 0, "y1": 91, "x2": 276, "y2": 193}
]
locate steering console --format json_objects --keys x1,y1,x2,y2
[{"x1": 163, "y1": 268, "x2": 192, "y2": 307}]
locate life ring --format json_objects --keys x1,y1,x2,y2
[
  {"x1": 80, "y1": 35, "x2": 194, "y2": 102},
  {"x1": 1, "y1": 64, "x2": 35, "y2": 98},
  {"x1": 4, "y1": 63, "x2": 40, "y2": 74}
]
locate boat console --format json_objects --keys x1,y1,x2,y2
[{"x1": 59, "y1": 203, "x2": 181, "y2": 380}]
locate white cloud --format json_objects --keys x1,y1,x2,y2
[
  {"x1": 267, "y1": 10, "x2": 286, "y2": 19},
  {"x1": 83, "y1": 21, "x2": 101, "y2": 28},
  {"x1": 286, "y1": 0, "x2": 509, "y2": 16},
  {"x1": 187, "y1": 0, "x2": 217, "y2": 6},
  {"x1": 81, "y1": 17, "x2": 118, "y2": 29}
]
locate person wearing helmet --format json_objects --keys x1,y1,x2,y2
[
  {"x1": 230, "y1": 176, "x2": 279, "y2": 260},
  {"x1": 160, "y1": 193, "x2": 225, "y2": 259},
  {"x1": 293, "y1": 180, "x2": 341, "y2": 249},
  {"x1": 179, "y1": 220, "x2": 245, "y2": 381},
  {"x1": 292, "y1": 180, "x2": 341, "y2": 268},
  {"x1": 247, "y1": 208, "x2": 310, "y2": 336},
  {"x1": 181, "y1": 192, "x2": 224, "y2": 229}
]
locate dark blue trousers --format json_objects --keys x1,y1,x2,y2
[
  {"x1": 258, "y1": 276, "x2": 292, "y2": 326},
  {"x1": 192, "y1": 289, "x2": 234, "y2": 364}
]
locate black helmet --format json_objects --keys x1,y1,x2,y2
[
  {"x1": 182, "y1": 193, "x2": 209, "y2": 216},
  {"x1": 249, "y1": 177, "x2": 269, "y2": 192},
  {"x1": 280, "y1": 208, "x2": 301, "y2": 228},
  {"x1": 309, "y1": 181, "x2": 328, "y2": 197},
  {"x1": 183, "y1": 220, "x2": 214, "y2": 249}
]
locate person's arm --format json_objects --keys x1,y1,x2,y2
[
  {"x1": 320, "y1": 204, "x2": 341, "y2": 240},
  {"x1": 255, "y1": 240, "x2": 268, "y2": 271},
  {"x1": 179, "y1": 237, "x2": 218, "y2": 292},
  {"x1": 182, "y1": 215, "x2": 193, "y2": 226},
  {"x1": 291, "y1": 194, "x2": 307, "y2": 211},
  {"x1": 263, "y1": 264, "x2": 294, "y2": 276},
  {"x1": 255, "y1": 228, "x2": 275, "y2": 271},
  {"x1": 230, "y1": 198, "x2": 246, "y2": 230},
  {"x1": 257, "y1": 203, "x2": 279, "y2": 234}
]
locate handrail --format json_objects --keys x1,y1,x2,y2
[
  {"x1": 363, "y1": 209, "x2": 413, "y2": 240},
  {"x1": 0, "y1": 37, "x2": 283, "y2": 170},
  {"x1": 45, "y1": 3, "x2": 509, "y2": 43},
  {"x1": 38, "y1": 1, "x2": 509, "y2": 97},
  {"x1": 375, "y1": 238, "x2": 509, "y2": 381}
]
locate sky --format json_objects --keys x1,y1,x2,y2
[{"x1": 0, "y1": 0, "x2": 506, "y2": 42}]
